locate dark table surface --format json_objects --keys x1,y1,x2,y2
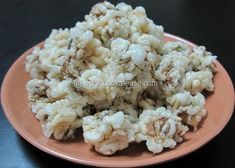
[{"x1": 0, "y1": 0, "x2": 235, "y2": 167}]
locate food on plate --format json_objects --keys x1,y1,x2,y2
[{"x1": 25, "y1": 1, "x2": 217, "y2": 155}]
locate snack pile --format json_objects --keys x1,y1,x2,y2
[{"x1": 25, "y1": 1, "x2": 217, "y2": 155}]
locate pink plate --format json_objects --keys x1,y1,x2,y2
[{"x1": 1, "y1": 33, "x2": 234, "y2": 167}]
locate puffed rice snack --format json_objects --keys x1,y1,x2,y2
[{"x1": 25, "y1": 1, "x2": 217, "y2": 155}]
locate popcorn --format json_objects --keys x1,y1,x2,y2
[
  {"x1": 167, "y1": 91, "x2": 207, "y2": 130},
  {"x1": 111, "y1": 38, "x2": 130, "y2": 60},
  {"x1": 46, "y1": 79, "x2": 73, "y2": 98},
  {"x1": 32, "y1": 99, "x2": 82, "y2": 140},
  {"x1": 189, "y1": 46, "x2": 217, "y2": 71},
  {"x1": 154, "y1": 52, "x2": 190, "y2": 98},
  {"x1": 162, "y1": 41, "x2": 189, "y2": 54},
  {"x1": 82, "y1": 111, "x2": 135, "y2": 155},
  {"x1": 128, "y1": 44, "x2": 146, "y2": 67},
  {"x1": 135, "y1": 107, "x2": 188, "y2": 153},
  {"x1": 184, "y1": 70, "x2": 214, "y2": 95},
  {"x1": 25, "y1": 1, "x2": 216, "y2": 155},
  {"x1": 26, "y1": 79, "x2": 47, "y2": 103}
]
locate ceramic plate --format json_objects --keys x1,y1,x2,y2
[{"x1": 1, "y1": 33, "x2": 234, "y2": 167}]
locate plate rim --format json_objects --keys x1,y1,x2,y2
[{"x1": 1, "y1": 33, "x2": 234, "y2": 167}]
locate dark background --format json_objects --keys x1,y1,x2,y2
[{"x1": 0, "y1": 0, "x2": 234, "y2": 167}]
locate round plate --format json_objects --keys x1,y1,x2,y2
[{"x1": 1, "y1": 33, "x2": 234, "y2": 167}]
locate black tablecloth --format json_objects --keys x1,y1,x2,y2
[{"x1": 0, "y1": 0, "x2": 234, "y2": 167}]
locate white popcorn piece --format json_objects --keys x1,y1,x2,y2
[
  {"x1": 162, "y1": 41, "x2": 189, "y2": 54},
  {"x1": 111, "y1": 38, "x2": 130, "y2": 60},
  {"x1": 46, "y1": 79, "x2": 73, "y2": 98},
  {"x1": 32, "y1": 99, "x2": 82, "y2": 140},
  {"x1": 167, "y1": 91, "x2": 207, "y2": 130},
  {"x1": 82, "y1": 111, "x2": 135, "y2": 155},
  {"x1": 184, "y1": 70, "x2": 214, "y2": 95},
  {"x1": 135, "y1": 107, "x2": 188, "y2": 154},
  {"x1": 154, "y1": 52, "x2": 190, "y2": 98},
  {"x1": 26, "y1": 79, "x2": 47, "y2": 103},
  {"x1": 128, "y1": 44, "x2": 146, "y2": 67},
  {"x1": 189, "y1": 46, "x2": 217, "y2": 71}
]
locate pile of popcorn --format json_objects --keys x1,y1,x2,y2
[{"x1": 25, "y1": 1, "x2": 217, "y2": 155}]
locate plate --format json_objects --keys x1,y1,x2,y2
[{"x1": 1, "y1": 33, "x2": 234, "y2": 167}]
